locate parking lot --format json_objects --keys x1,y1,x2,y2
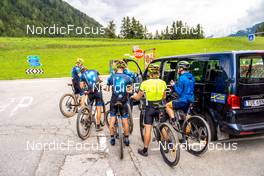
[{"x1": 0, "y1": 78, "x2": 264, "y2": 176}]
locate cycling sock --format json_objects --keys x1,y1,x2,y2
[
  {"x1": 124, "y1": 135, "x2": 129, "y2": 138},
  {"x1": 110, "y1": 135, "x2": 114, "y2": 138},
  {"x1": 143, "y1": 147, "x2": 148, "y2": 153}
]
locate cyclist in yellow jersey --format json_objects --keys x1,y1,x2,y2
[{"x1": 131, "y1": 65, "x2": 167, "y2": 157}]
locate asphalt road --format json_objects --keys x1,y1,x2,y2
[{"x1": 0, "y1": 78, "x2": 264, "y2": 176}]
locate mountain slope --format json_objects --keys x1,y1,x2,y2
[
  {"x1": 0, "y1": 0, "x2": 103, "y2": 37},
  {"x1": 230, "y1": 22, "x2": 264, "y2": 37}
]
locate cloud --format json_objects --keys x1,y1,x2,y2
[
  {"x1": 233, "y1": 0, "x2": 264, "y2": 32},
  {"x1": 63, "y1": 0, "x2": 264, "y2": 37}
]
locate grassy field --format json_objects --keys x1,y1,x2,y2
[{"x1": 0, "y1": 37, "x2": 264, "y2": 80}]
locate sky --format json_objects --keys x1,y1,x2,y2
[{"x1": 63, "y1": 0, "x2": 264, "y2": 37}]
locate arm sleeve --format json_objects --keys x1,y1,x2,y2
[{"x1": 174, "y1": 77, "x2": 184, "y2": 96}]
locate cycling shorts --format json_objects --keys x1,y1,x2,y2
[
  {"x1": 170, "y1": 99, "x2": 189, "y2": 113},
  {"x1": 110, "y1": 96, "x2": 129, "y2": 118},
  {"x1": 87, "y1": 91, "x2": 104, "y2": 106}
]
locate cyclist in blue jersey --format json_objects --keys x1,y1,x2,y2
[
  {"x1": 111, "y1": 60, "x2": 138, "y2": 82},
  {"x1": 106, "y1": 60, "x2": 132, "y2": 146},
  {"x1": 80, "y1": 67, "x2": 104, "y2": 131},
  {"x1": 71, "y1": 58, "x2": 84, "y2": 95},
  {"x1": 166, "y1": 61, "x2": 195, "y2": 123}
]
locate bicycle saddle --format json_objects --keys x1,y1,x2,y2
[{"x1": 114, "y1": 101, "x2": 123, "y2": 107}]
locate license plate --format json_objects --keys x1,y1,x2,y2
[{"x1": 244, "y1": 99, "x2": 264, "y2": 107}]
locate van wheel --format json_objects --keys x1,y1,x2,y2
[{"x1": 204, "y1": 113, "x2": 216, "y2": 141}]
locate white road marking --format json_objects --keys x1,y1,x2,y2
[
  {"x1": 0, "y1": 98, "x2": 16, "y2": 113},
  {"x1": 98, "y1": 133, "x2": 108, "y2": 153},
  {"x1": 106, "y1": 168, "x2": 115, "y2": 176},
  {"x1": 10, "y1": 97, "x2": 33, "y2": 116}
]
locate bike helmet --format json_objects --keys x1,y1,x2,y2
[
  {"x1": 178, "y1": 61, "x2": 190, "y2": 70},
  {"x1": 148, "y1": 64, "x2": 160, "y2": 74},
  {"x1": 114, "y1": 60, "x2": 127, "y2": 69},
  {"x1": 76, "y1": 58, "x2": 84, "y2": 65}
]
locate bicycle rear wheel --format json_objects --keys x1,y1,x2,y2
[
  {"x1": 159, "y1": 122, "x2": 180, "y2": 167},
  {"x1": 76, "y1": 107, "x2": 92, "y2": 140},
  {"x1": 117, "y1": 117, "x2": 124, "y2": 159},
  {"x1": 182, "y1": 115, "x2": 211, "y2": 156},
  {"x1": 127, "y1": 103, "x2": 133, "y2": 134},
  {"x1": 59, "y1": 93, "x2": 77, "y2": 117}
]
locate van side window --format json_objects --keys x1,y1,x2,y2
[
  {"x1": 144, "y1": 61, "x2": 162, "y2": 79},
  {"x1": 162, "y1": 61, "x2": 178, "y2": 84},
  {"x1": 189, "y1": 61, "x2": 207, "y2": 83},
  {"x1": 205, "y1": 60, "x2": 220, "y2": 82}
]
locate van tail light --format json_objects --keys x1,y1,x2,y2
[
  {"x1": 240, "y1": 131, "x2": 255, "y2": 135},
  {"x1": 228, "y1": 95, "x2": 241, "y2": 110}
]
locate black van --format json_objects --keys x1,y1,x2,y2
[{"x1": 133, "y1": 51, "x2": 264, "y2": 140}]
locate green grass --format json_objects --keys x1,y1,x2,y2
[{"x1": 0, "y1": 37, "x2": 264, "y2": 80}]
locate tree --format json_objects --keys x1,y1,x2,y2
[
  {"x1": 154, "y1": 30, "x2": 160, "y2": 39},
  {"x1": 143, "y1": 25, "x2": 148, "y2": 39},
  {"x1": 256, "y1": 23, "x2": 264, "y2": 37},
  {"x1": 164, "y1": 26, "x2": 170, "y2": 39},
  {"x1": 196, "y1": 24, "x2": 204, "y2": 39},
  {"x1": 105, "y1": 20, "x2": 116, "y2": 38},
  {"x1": 131, "y1": 17, "x2": 137, "y2": 38}
]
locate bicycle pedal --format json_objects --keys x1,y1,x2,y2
[{"x1": 152, "y1": 137, "x2": 156, "y2": 142}]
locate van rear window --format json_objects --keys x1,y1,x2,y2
[{"x1": 239, "y1": 55, "x2": 264, "y2": 83}]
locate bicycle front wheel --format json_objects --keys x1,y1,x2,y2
[
  {"x1": 117, "y1": 117, "x2": 124, "y2": 159},
  {"x1": 76, "y1": 107, "x2": 92, "y2": 140},
  {"x1": 159, "y1": 122, "x2": 180, "y2": 167},
  {"x1": 59, "y1": 93, "x2": 77, "y2": 117},
  {"x1": 182, "y1": 115, "x2": 211, "y2": 156},
  {"x1": 139, "y1": 111, "x2": 145, "y2": 143}
]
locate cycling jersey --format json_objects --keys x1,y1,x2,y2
[
  {"x1": 72, "y1": 66, "x2": 81, "y2": 80},
  {"x1": 107, "y1": 73, "x2": 132, "y2": 100},
  {"x1": 107, "y1": 73, "x2": 132, "y2": 118},
  {"x1": 123, "y1": 69, "x2": 138, "y2": 82},
  {"x1": 71, "y1": 66, "x2": 82, "y2": 94},
  {"x1": 80, "y1": 70, "x2": 100, "y2": 92},
  {"x1": 110, "y1": 68, "x2": 138, "y2": 82},
  {"x1": 140, "y1": 79, "x2": 167, "y2": 102},
  {"x1": 173, "y1": 72, "x2": 195, "y2": 103}
]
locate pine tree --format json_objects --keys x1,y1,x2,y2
[
  {"x1": 164, "y1": 26, "x2": 170, "y2": 39},
  {"x1": 120, "y1": 17, "x2": 126, "y2": 38},
  {"x1": 105, "y1": 20, "x2": 116, "y2": 38},
  {"x1": 154, "y1": 30, "x2": 160, "y2": 39},
  {"x1": 131, "y1": 17, "x2": 137, "y2": 38}
]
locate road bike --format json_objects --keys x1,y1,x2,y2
[
  {"x1": 104, "y1": 100, "x2": 134, "y2": 134},
  {"x1": 59, "y1": 83, "x2": 80, "y2": 117},
  {"x1": 139, "y1": 100, "x2": 180, "y2": 167},
  {"x1": 166, "y1": 87, "x2": 211, "y2": 155},
  {"x1": 76, "y1": 92, "x2": 106, "y2": 139}
]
